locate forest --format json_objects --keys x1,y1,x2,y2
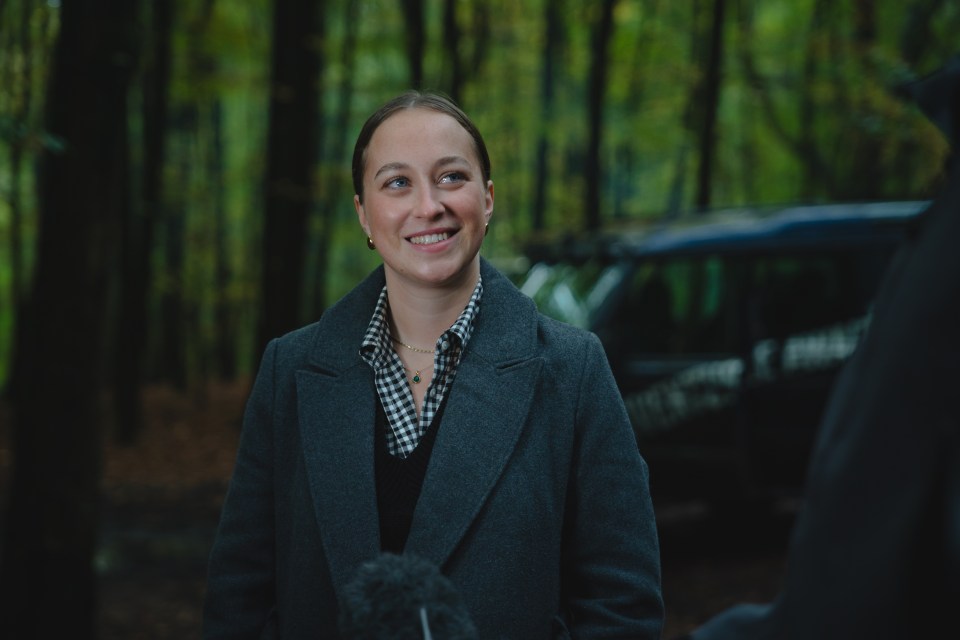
[{"x1": 0, "y1": 0, "x2": 957, "y2": 637}]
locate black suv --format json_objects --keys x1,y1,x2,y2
[{"x1": 519, "y1": 201, "x2": 928, "y2": 505}]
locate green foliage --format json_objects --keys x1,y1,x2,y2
[{"x1": 0, "y1": 0, "x2": 954, "y2": 384}]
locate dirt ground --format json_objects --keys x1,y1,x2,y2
[{"x1": 2, "y1": 381, "x2": 793, "y2": 639}]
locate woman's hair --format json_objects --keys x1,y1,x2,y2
[{"x1": 352, "y1": 90, "x2": 491, "y2": 202}]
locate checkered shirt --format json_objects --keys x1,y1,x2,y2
[{"x1": 359, "y1": 277, "x2": 483, "y2": 458}]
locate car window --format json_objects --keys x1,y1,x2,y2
[
  {"x1": 520, "y1": 260, "x2": 608, "y2": 328},
  {"x1": 610, "y1": 255, "x2": 736, "y2": 356},
  {"x1": 747, "y1": 246, "x2": 894, "y2": 342}
]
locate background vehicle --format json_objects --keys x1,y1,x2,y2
[{"x1": 519, "y1": 201, "x2": 928, "y2": 505}]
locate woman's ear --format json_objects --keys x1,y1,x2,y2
[
  {"x1": 354, "y1": 194, "x2": 369, "y2": 235},
  {"x1": 484, "y1": 180, "x2": 495, "y2": 222}
]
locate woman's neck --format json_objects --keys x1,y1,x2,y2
[{"x1": 385, "y1": 267, "x2": 479, "y2": 349}]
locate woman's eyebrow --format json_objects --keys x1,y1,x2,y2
[
  {"x1": 435, "y1": 155, "x2": 469, "y2": 169},
  {"x1": 373, "y1": 161, "x2": 408, "y2": 180}
]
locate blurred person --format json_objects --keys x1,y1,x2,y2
[
  {"x1": 203, "y1": 90, "x2": 664, "y2": 639},
  {"x1": 678, "y1": 56, "x2": 960, "y2": 640}
]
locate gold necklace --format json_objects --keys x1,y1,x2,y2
[
  {"x1": 392, "y1": 337, "x2": 435, "y2": 354},
  {"x1": 401, "y1": 364, "x2": 428, "y2": 384}
]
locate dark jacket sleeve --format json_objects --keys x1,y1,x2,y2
[
  {"x1": 690, "y1": 132, "x2": 960, "y2": 640},
  {"x1": 203, "y1": 340, "x2": 280, "y2": 639},
  {"x1": 564, "y1": 332, "x2": 665, "y2": 638}
]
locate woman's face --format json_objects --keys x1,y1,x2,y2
[{"x1": 355, "y1": 107, "x2": 494, "y2": 292}]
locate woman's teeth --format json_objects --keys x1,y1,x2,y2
[{"x1": 409, "y1": 232, "x2": 451, "y2": 245}]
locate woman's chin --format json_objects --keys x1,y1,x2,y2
[{"x1": 404, "y1": 259, "x2": 478, "y2": 290}]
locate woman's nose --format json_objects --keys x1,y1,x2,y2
[{"x1": 414, "y1": 186, "x2": 445, "y2": 218}]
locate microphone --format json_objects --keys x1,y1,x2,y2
[{"x1": 338, "y1": 553, "x2": 478, "y2": 640}]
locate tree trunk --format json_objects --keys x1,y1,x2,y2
[
  {"x1": 156, "y1": 3, "x2": 218, "y2": 390},
  {"x1": 532, "y1": 0, "x2": 562, "y2": 233},
  {"x1": 114, "y1": 0, "x2": 174, "y2": 443},
  {"x1": 845, "y1": 0, "x2": 882, "y2": 200},
  {"x1": 584, "y1": 0, "x2": 617, "y2": 231},
  {"x1": 442, "y1": 0, "x2": 462, "y2": 103},
  {"x1": 399, "y1": 0, "x2": 425, "y2": 89},
  {"x1": 310, "y1": 0, "x2": 360, "y2": 321},
  {"x1": 694, "y1": 0, "x2": 727, "y2": 210},
  {"x1": 256, "y1": 0, "x2": 324, "y2": 363},
  {"x1": 157, "y1": 106, "x2": 190, "y2": 388},
  {"x1": 211, "y1": 100, "x2": 238, "y2": 379},
  {"x1": 899, "y1": 0, "x2": 946, "y2": 68},
  {"x1": 0, "y1": 0, "x2": 139, "y2": 637}
]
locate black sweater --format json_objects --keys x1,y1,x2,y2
[{"x1": 374, "y1": 398, "x2": 447, "y2": 553}]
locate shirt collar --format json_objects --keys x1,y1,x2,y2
[
  {"x1": 359, "y1": 286, "x2": 393, "y2": 368},
  {"x1": 359, "y1": 276, "x2": 484, "y2": 366}
]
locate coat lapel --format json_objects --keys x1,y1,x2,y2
[
  {"x1": 296, "y1": 365, "x2": 381, "y2": 597},
  {"x1": 404, "y1": 353, "x2": 542, "y2": 567},
  {"x1": 294, "y1": 259, "x2": 542, "y2": 588},
  {"x1": 405, "y1": 259, "x2": 543, "y2": 568},
  {"x1": 295, "y1": 267, "x2": 385, "y2": 599}
]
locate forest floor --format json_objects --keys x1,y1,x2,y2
[{"x1": 0, "y1": 380, "x2": 794, "y2": 639}]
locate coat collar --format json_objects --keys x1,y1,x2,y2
[
  {"x1": 295, "y1": 257, "x2": 543, "y2": 598},
  {"x1": 305, "y1": 257, "x2": 539, "y2": 370}
]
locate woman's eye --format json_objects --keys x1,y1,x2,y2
[
  {"x1": 439, "y1": 171, "x2": 466, "y2": 184},
  {"x1": 385, "y1": 176, "x2": 410, "y2": 189}
]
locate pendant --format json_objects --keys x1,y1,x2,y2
[{"x1": 412, "y1": 370, "x2": 421, "y2": 384}]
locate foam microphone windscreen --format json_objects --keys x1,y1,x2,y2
[{"x1": 338, "y1": 552, "x2": 479, "y2": 640}]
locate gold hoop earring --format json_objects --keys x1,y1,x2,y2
[{"x1": 366, "y1": 236, "x2": 376, "y2": 250}]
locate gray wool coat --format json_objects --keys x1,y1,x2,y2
[{"x1": 203, "y1": 258, "x2": 664, "y2": 639}]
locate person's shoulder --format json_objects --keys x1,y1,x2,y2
[
  {"x1": 479, "y1": 258, "x2": 600, "y2": 347},
  {"x1": 273, "y1": 320, "x2": 322, "y2": 349},
  {"x1": 262, "y1": 321, "x2": 323, "y2": 372},
  {"x1": 536, "y1": 313, "x2": 603, "y2": 355},
  {"x1": 268, "y1": 266, "x2": 385, "y2": 366},
  {"x1": 534, "y1": 310, "x2": 588, "y2": 335}
]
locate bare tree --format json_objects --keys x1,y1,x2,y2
[
  {"x1": 114, "y1": 0, "x2": 174, "y2": 443},
  {"x1": 0, "y1": 0, "x2": 140, "y2": 636},
  {"x1": 156, "y1": 3, "x2": 219, "y2": 390},
  {"x1": 399, "y1": 0, "x2": 425, "y2": 89},
  {"x1": 585, "y1": 0, "x2": 618, "y2": 230},
  {"x1": 441, "y1": 0, "x2": 462, "y2": 102},
  {"x1": 309, "y1": 1, "x2": 360, "y2": 320},
  {"x1": 694, "y1": 0, "x2": 727, "y2": 210},
  {"x1": 211, "y1": 99, "x2": 239, "y2": 380},
  {"x1": 256, "y1": 0, "x2": 324, "y2": 362},
  {"x1": 532, "y1": 0, "x2": 563, "y2": 232}
]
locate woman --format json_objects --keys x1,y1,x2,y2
[{"x1": 203, "y1": 91, "x2": 664, "y2": 639}]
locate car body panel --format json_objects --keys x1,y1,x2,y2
[{"x1": 519, "y1": 201, "x2": 928, "y2": 503}]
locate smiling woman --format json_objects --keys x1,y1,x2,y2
[
  {"x1": 355, "y1": 106, "x2": 493, "y2": 304},
  {"x1": 203, "y1": 90, "x2": 665, "y2": 639}
]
